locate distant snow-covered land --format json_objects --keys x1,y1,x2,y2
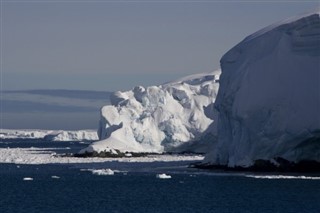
[{"x1": 0, "y1": 129, "x2": 98, "y2": 141}]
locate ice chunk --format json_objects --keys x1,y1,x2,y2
[
  {"x1": 91, "y1": 169, "x2": 115, "y2": 176},
  {"x1": 156, "y1": 173, "x2": 172, "y2": 179},
  {"x1": 23, "y1": 177, "x2": 33, "y2": 181}
]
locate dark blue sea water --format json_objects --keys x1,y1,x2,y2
[{"x1": 0, "y1": 140, "x2": 320, "y2": 213}]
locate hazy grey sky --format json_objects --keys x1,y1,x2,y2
[{"x1": 2, "y1": 0, "x2": 319, "y2": 91}]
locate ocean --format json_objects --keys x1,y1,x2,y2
[{"x1": 0, "y1": 140, "x2": 319, "y2": 213}]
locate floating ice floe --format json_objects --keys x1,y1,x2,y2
[
  {"x1": 156, "y1": 173, "x2": 172, "y2": 179},
  {"x1": 23, "y1": 177, "x2": 33, "y2": 181},
  {"x1": 51, "y1": 176, "x2": 60, "y2": 179},
  {"x1": 91, "y1": 169, "x2": 115, "y2": 176}
]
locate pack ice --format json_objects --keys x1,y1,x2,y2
[
  {"x1": 80, "y1": 70, "x2": 220, "y2": 154},
  {"x1": 205, "y1": 12, "x2": 320, "y2": 167}
]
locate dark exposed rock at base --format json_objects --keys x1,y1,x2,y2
[
  {"x1": 192, "y1": 158, "x2": 320, "y2": 173},
  {"x1": 73, "y1": 150, "x2": 161, "y2": 158}
]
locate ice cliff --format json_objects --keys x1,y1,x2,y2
[
  {"x1": 80, "y1": 71, "x2": 220, "y2": 154},
  {"x1": 204, "y1": 12, "x2": 320, "y2": 167}
]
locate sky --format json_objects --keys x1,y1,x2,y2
[
  {"x1": 2, "y1": 0, "x2": 319, "y2": 92},
  {"x1": 0, "y1": 0, "x2": 319, "y2": 130}
]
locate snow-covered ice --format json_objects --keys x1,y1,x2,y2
[
  {"x1": 0, "y1": 147, "x2": 204, "y2": 165},
  {"x1": 205, "y1": 11, "x2": 320, "y2": 167},
  {"x1": 81, "y1": 70, "x2": 220, "y2": 154},
  {"x1": 44, "y1": 130, "x2": 98, "y2": 141},
  {"x1": 0, "y1": 129, "x2": 49, "y2": 139}
]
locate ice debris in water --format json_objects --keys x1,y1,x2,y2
[
  {"x1": 23, "y1": 177, "x2": 33, "y2": 181},
  {"x1": 156, "y1": 173, "x2": 172, "y2": 179},
  {"x1": 91, "y1": 169, "x2": 115, "y2": 176}
]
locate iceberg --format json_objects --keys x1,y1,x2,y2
[
  {"x1": 204, "y1": 11, "x2": 320, "y2": 167},
  {"x1": 80, "y1": 70, "x2": 220, "y2": 154}
]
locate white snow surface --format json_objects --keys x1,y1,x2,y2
[
  {"x1": 205, "y1": 12, "x2": 320, "y2": 167},
  {"x1": 0, "y1": 129, "x2": 98, "y2": 141},
  {"x1": 81, "y1": 70, "x2": 220, "y2": 154}
]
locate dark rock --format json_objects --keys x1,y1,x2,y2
[{"x1": 193, "y1": 158, "x2": 320, "y2": 173}]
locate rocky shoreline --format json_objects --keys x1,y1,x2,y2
[{"x1": 73, "y1": 150, "x2": 162, "y2": 158}]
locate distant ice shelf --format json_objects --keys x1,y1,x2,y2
[{"x1": 0, "y1": 129, "x2": 98, "y2": 141}]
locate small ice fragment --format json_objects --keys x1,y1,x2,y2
[
  {"x1": 51, "y1": 176, "x2": 60, "y2": 179},
  {"x1": 156, "y1": 173, "x2": 171, "y2": 179},
  {"x1": 16, "y1": 165, "x2": 20, "y2": 168},
  {"x1": 91, "y1": 169, "x2": 114, "y2": 176},
  {"x1": 23, "y1": 177, "x2": 33, "y2": 181},
  {"x1": 125, "y1": 153, "x2": 132, "y2": 157}
]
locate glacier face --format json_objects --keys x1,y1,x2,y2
[
  {"x1": 205, "y1": 12, "x2": 320, "y2": 167},
  {"x1": 80, "y1": 70, "x2": 220, "y2": 154}
]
